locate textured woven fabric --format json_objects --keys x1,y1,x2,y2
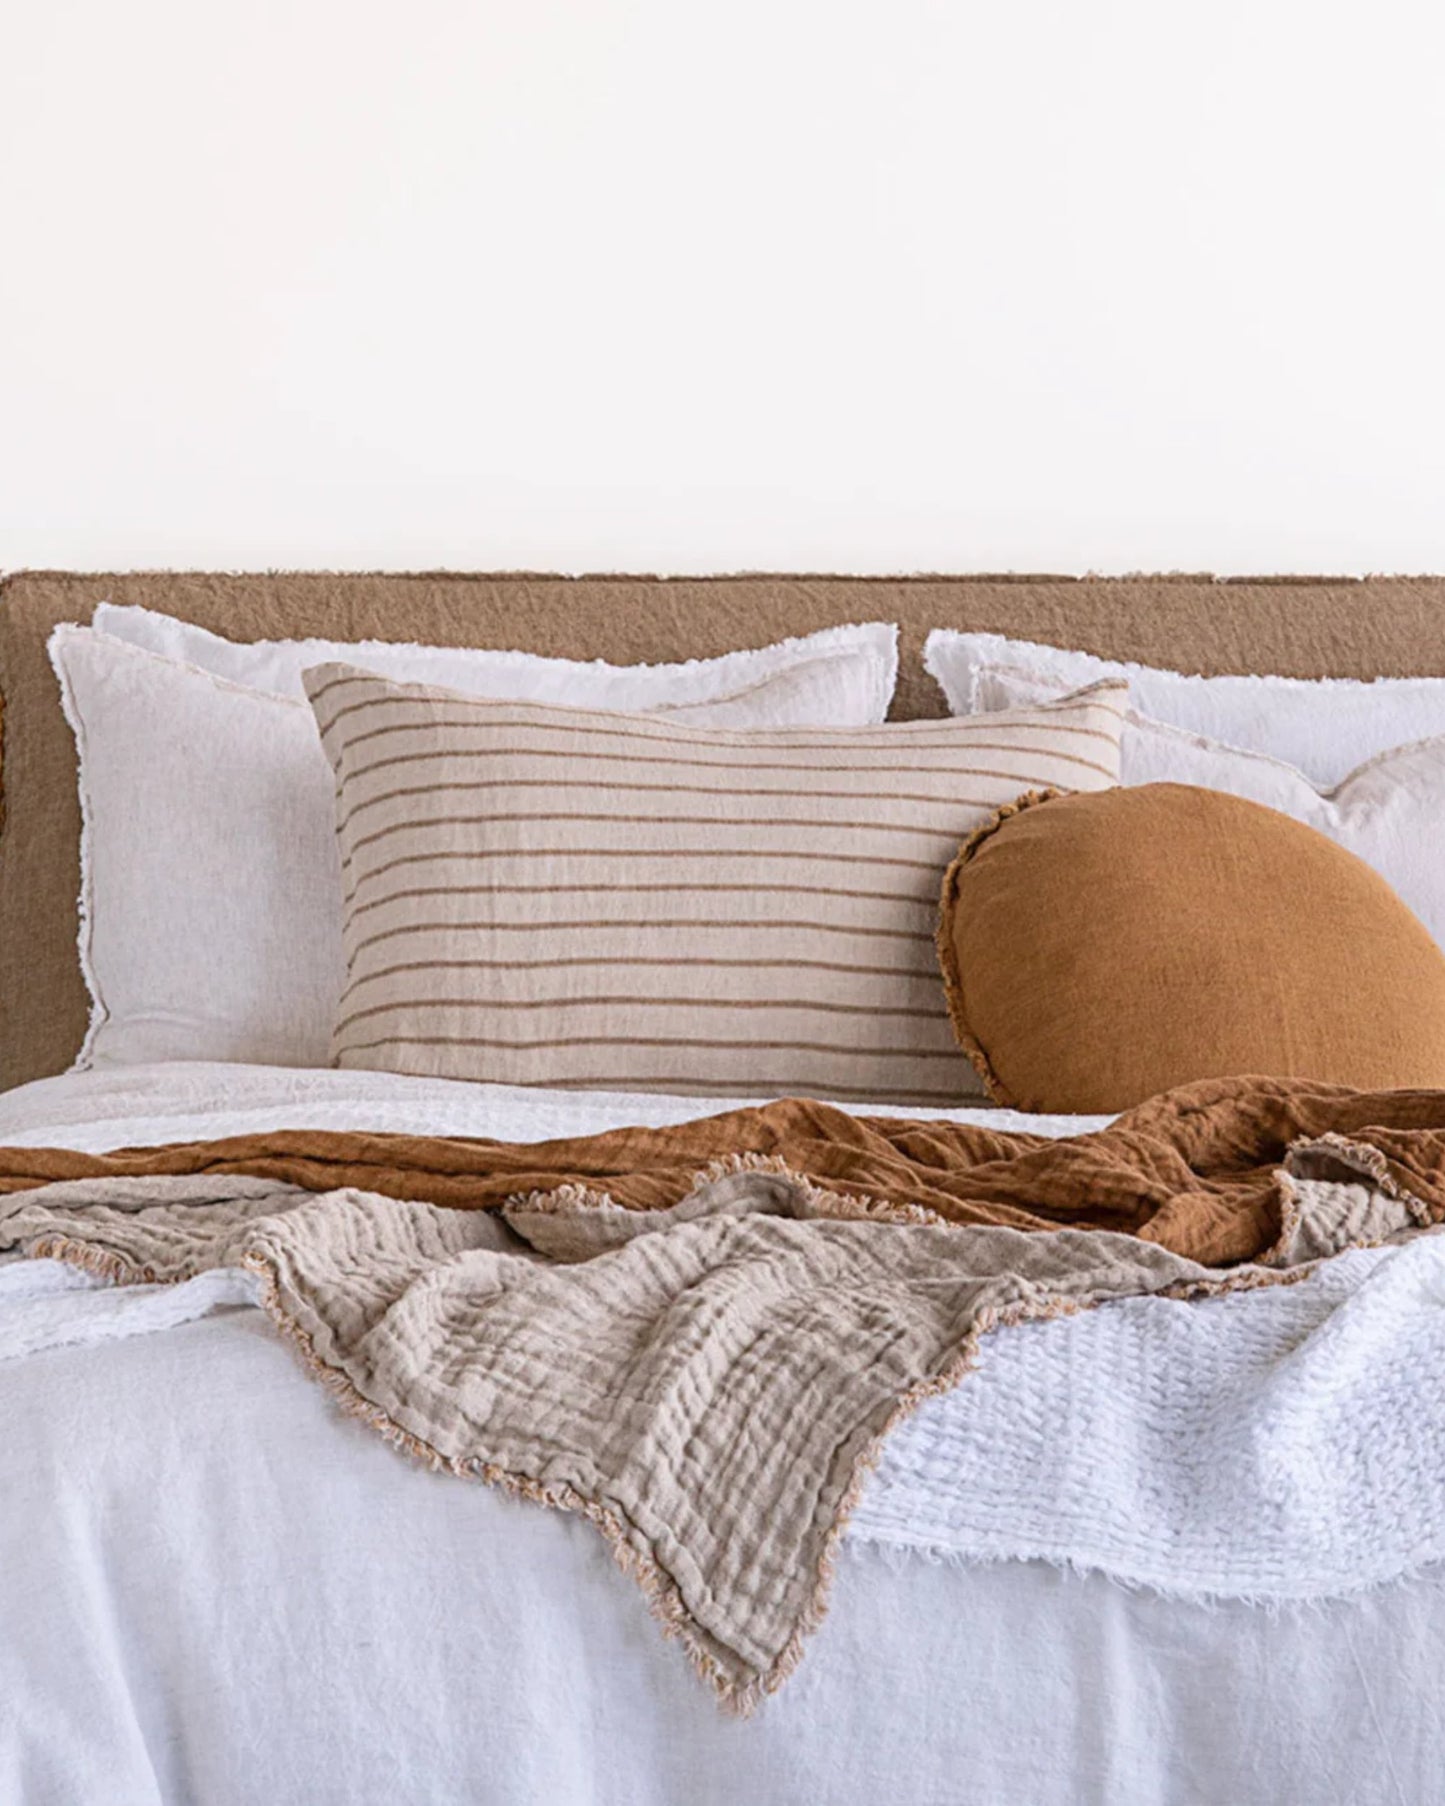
[
  {"x1": 305, "y1": 664, "x2": 1125, "y2": 1102},
  {"x1": 0, "y1": 1153, "x2": 1414, "y2": 1708},
  {"x1": 857, "y1": 1227, "x2": 1445, "y2": 1598}
]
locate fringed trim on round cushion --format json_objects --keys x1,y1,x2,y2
[{"x1": 934, "y1": 787, "x2": 1067, "y2": 1109}]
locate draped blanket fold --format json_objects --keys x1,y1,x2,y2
[{"x1": 3, "y1": 1074, "x2": 1444, "y2": 1709}]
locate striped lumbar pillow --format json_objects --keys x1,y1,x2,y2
[{"x1": 305, "y1": 664, "x2": 1126, "y2": 1105}]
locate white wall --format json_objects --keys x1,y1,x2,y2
[{"x1": 3, "y1": 0, "x2": 1443, "y2": 575}]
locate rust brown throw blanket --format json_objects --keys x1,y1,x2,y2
[
  {"x1": 5, "y1": 1075, "x2": 1445, "y2": 1261},
  {"x1": 3, "y1": 1074, "x2": 1444, "y2": 1708}
]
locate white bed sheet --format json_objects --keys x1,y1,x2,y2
[
  {"x1": 0, "y1": 1059, "x2": 1111, "y2": 1149},
  {"x1": 1, "y1": 1063, "x2": 1440, "y2": 1806}
]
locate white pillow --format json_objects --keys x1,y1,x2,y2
[
  {"x1": 95, "y1": 604, "x2": 898, "y2": 716},
  {"x1": 970, "y1": 658, "x2": 1445, "y2": 951},
  {"x1": 52, "y1": 623, "x2": 901, "y2": 1071},
  {"x1": 925, "y1": 629, "x2": 1445, "y2": 788}
]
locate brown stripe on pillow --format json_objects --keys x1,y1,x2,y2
[{"x1": 305, "y1": 667, "x2": 1126, "y2": 1103}]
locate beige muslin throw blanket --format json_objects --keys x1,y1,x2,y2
[{"x1": 1, "y1": 1074, "x2": 1435, "y2": 1709}]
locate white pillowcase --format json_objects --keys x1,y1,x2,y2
[
  {"x1": 964, "y1": 656, "x2": 1445, "y2": 951},
  {"x1": 53, "y1": 621, "x2": 900, "y2": 1071},
  {"x1": 925, "y1": 629, "x2": 1445, "y2": 789},
  {"x1": 96, "y1": 604, "x2": 899, "y2": 717}
]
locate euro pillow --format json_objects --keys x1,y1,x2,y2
[
  {"x1": 51, "y1": 624, "x2": 901, "y2": 1072},
  {"x1": 938, "y1": 785, "x2": 1445, "y2": 1115},
  {"x1": 305, "y1": 664, "x2": 1127, "y2": 1104},
  {"x1": 925, "y1": 629, "x2": 1445, "y2": 788},
  {"x1": 95, "y1": 604, "x2": 899, "y2": 719},
  {"x1": 959, "y1": 659, "x2": 1445, "y2": 954}
]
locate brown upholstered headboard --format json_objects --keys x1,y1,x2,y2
[{"x1": 5, "y1": 568, "x2": 1445, "y2": 1093}]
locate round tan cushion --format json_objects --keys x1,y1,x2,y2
[{"x1": 937, "y1": 783, "x2": 1445, "y2": 1114}]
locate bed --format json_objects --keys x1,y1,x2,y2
[{"x1": 3, "y1": 570, "x2": 1445, "y2": 1806}]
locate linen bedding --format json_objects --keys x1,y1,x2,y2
[{"x1": 4, "y1": 1064, "x2": 1445, "y2": 1805}]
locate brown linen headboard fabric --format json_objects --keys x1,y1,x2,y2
[{"x1": 4, "y1": 568, "x2": 1445, "y2": 1092}]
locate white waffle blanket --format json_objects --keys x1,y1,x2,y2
[{"x1": 864, "y1": 1233, "x2": 1445, "y2": 1598}]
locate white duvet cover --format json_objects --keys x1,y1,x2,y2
[{"x1": 2, "y1": 1064, "x2": 1442, "y2": 1806}]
